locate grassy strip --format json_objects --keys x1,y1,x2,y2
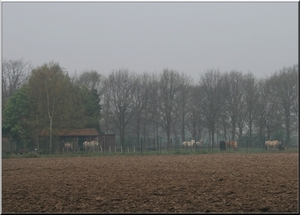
[{"x1": 2, "y1": 147, "x2": 297, "y2": 159}]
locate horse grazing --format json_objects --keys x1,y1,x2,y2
[
  {"x1": 83, "y1": 141, "x2": 99, "y2": 152},
  {"x1": 182, "y1": 140, "x2": 195, "y2": 149},
  {"x1": 265, "y1": 140, "x2": 280, "y2": 150},
  {"x1": 225, "y1": 140, "x2": 238, "y2": 150},
  {"x1": 194, "y1": 139, "x2": 203, "y2": 149},
  {"x1": 187, "y1": 140, "x2": 195, "y2": 147},
  {"x1": 63, "y1": 142, "x2": 73, "y2": 152}
]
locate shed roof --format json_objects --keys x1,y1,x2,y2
[{"x1": 58, "y1": 128, "x2": 99, "y2": 137}]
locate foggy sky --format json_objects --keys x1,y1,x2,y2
[{"x1": 2, "y1": 2, "x2": 298, "y2": 82}]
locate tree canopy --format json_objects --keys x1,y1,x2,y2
[{"x1": 3, "y1": 62, "x2": 102, "y2": 153}]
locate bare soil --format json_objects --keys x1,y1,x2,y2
[{"x1": 2, "y1": 153, "x2": 298, "y2": 213}]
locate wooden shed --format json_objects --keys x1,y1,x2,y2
[
  {"x1": 59, "y1": 129, "x2": 117, "y2": 153},
  {"x1": 39, "y1": 128, "x2": 116, "y2": 153},
  {"x1": 58, "y1": 128, "x2": 100, "y2": 152}
]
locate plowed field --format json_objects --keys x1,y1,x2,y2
[{"x1": 2, "y1": 153, "x2": 298, "y2": 213}]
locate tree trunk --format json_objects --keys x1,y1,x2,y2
[
  {"x1": 49, "y1": 117, "x2": 52, "y2": 154},
  {"x1": 232, "y1": 120, "x2": 236, "y2": 141},
  {"x1": 249, "y1": 116, "x2": 253, "y2": 149},
  {"x1": 223, "y1": 123, "x2": 227, "y2": 141},
  {"x1": 249, "y1": 124, "x2": 253, "y2": 150},
  {"x1": 136, "y1": 114, "x2": 141, "y2": 150},
  {"x1": 166, "y1": 127, "x2": 171, "y2": 151},
  {"x1": 182, "y1": 118, "x2": 185, "y2": 142},
  {"x1": 211, "y1": 124, "x2": 215, "y2": 151},
  {"x1": 285, "y1": 116, "x2": 290, "y2": 149}
]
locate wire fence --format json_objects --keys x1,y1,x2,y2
[{"x1": 2, "y1": 135, "x2": 298, "y2": 156}]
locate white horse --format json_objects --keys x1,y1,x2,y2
[
  {"x1": 182, "y1": 140, "x2": 195, "y2": 149},
  {"x1": 83, "y1": 141, "x2": 99, "y2": 152},
  {"x1": 187, "y1": 140, "x2": 195, "y2": 147},
  {"x1": 63, "y1": 142, "x2": 73, "y2": 152},
  {"x1": 265, "y1": 140, "x2": 280, "y2": 150},
  {"x1": 194, "y1": 139, "x2": 203, "y2": 148}
]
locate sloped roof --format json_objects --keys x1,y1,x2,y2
[{"x1": 58, "y1": 128, "x2": 99, "y2": 136}]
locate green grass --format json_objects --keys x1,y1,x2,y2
[{"x1": 2, "y1": 147, "x2": 297, "y2": 159}]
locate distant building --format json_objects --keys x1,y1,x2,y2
[{"x1": 38, "y1": 128, "x2": 116, "y2": 153}]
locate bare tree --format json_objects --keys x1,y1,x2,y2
[
  {"x1": 264, "y1": 78, "x2": 284, "y2": 141},
  {"x1": 176, "y1": 76, "x2": 192, "y2": 142},
  {"x1": 145, "y1": 74, "x2": 161, "y2": 147},
  {"x1": 266, "y1": 65, "x2": 298, "y2": 148},
  {"x1": 218, "y1": 108, "x2": 230, "y2": 141},
  {"x1": 99, "y1": 75, "x2": 113, "y2": 135},
  {"x1": 236, "y1": 108, "x2": 246, "y2": 147},
  {"x1": 244, "y1": 72, "x2": 260, "y2": 148},
  {"x1": 156, "y1": 69, "x2": 186, "y2": 149},
  {"x1": 187, "y1": 85, "x2": 204, "y2": 141},
  {"x1": 2, "y1": 58, "x2": 31, "y2": 109},
  {"x1": 198, "y1": 69, "x2": 225, "y2": 150},
  {"x1": 255, "y1": 78, "x2": 282, "y2": 148},
  {"x1": 103, "y1": 69, "x2": 136, "y2": 147},
  {"x1": 131, "y1": 72, "x2": 152, "y2": 147},
  {"x1": 223, "y1": 71, "x2": 246, "y2": 141},
  {"x1": 254, "y1": 79, "x2": 268, "y2": 147}
]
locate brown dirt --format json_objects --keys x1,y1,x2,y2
[{"x1": 2, "y1": 153, "x2": 298, "y2": 213}]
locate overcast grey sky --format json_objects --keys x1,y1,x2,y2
[{"x1": 2, "y1": 1, "x2": 298, "y2": 81}]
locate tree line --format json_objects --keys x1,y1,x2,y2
[{"x1": 2, "y1": 59, "x2": 298, "y2": 153}]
